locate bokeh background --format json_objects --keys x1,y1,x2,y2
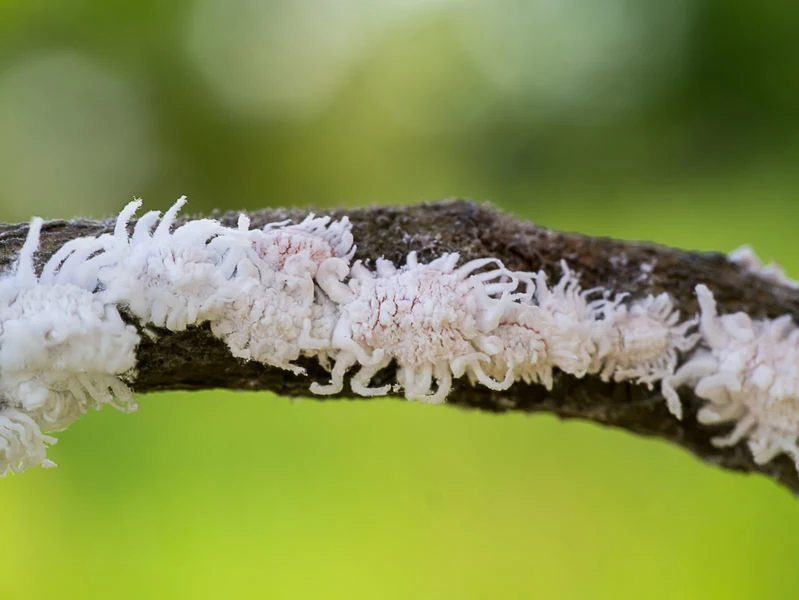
[{"x1": 2, "y1": 1, "x2": 799, "y2": 598}]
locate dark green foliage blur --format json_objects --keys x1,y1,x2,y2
[{"x1": 1, "y1": 2, "x2": 798, "y2": 598}]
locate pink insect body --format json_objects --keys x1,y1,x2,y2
[
  {"x1": 246, "y1": 213, "x2": 354, "y2": 277},
  {"x1": 486, "y1": 307, "x2": 551, "y2": 388},
  {"x1": 595, "y1": 293, "x2": 698, "y2": 390},
  {"x1": 208, "y1": 213, "x2": 354, "y2": 374},
  {"x1": 484, "y1": 263, "x2": 600, "y2": 389},
  {"x1": 311, "y1": 252, "x2": 519, "y2": 403}
]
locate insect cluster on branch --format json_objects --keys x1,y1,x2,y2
[{"x1": 2, "y1": 199, "x2": 796, "y2": 476}]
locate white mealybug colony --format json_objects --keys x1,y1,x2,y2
[
  {"x1": 0, "y1": 217, "x2": 139, "y2": 474},
  {"x1": 663, "y1": 284, "x2": 799, "y2": 469},
  {"x1": 1, "y1": 198, "x2": 795, "y2": 477},
  {"x1": 97, "y1": 198, "x2": 353, "y2": 374}
]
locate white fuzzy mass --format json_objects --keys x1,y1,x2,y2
[
  {"x1": 0, "y1": 217, "x2": 139, "y2": 475},
  {"x1": 311, "y1": 252, "x2": 520, "y2": 403},
  {"x1": 97, "y1": 197, "x2": 230, "y2": 330},
  {"x1": 595, "y1": 292, "x2": 699, "y2": 391},
  {"x1": 3, "y1": 198, "x2": 758, "y2": 476},
  {"x1": 206, "y1": 212, "x2": 354, "y2": 372},
  {"x1": 97, "y1": 199, "x2": 354, "y2": 374},
  {"x1": 484, "y1": 263, "x2": 599, "y2": 390},
  {"x1": 0, "y1": 199, "x2": 361, "y2": 474},
  {"x1": 664, "y1": 284, "x2": 799, "y2": 469}
]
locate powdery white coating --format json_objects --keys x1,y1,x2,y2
[
  {"x1": 0, "y1": 284, "x2": 139, "y2": 428},
  {"x1": 208, "y1": 271, "x2": 331, "y2": 374},
  {"x1": 663, "y1": 284, "x2": 799, "y2": 470},
  {"x1": 217, "y1": 212, "x2": 355, "y2": 281},
  {"x1": 463, "y1": 262, "x2": 699, "y2": 398},
  {"x1": 311, "y1": 252, "x2": 520, "y2": 403},
  {"x1": 529, "y1": 263, "x2": 602, "y2": 379},
  {"x1": 0, "y1": 217, "x2": 139, "y2": 474},
  {"x1": 484, "y1": 301, "x2": 552, "y2": 388},
  {"x1": 728, "y1": 245, "x2": 799, "y2": 290},
  {"x1": 96, "y1": 199, "x2": 354, "y2": 375},
  {"x1": 483, "y1": 263, "x2": 600, "y2": 390},
  {"x1": 97, "y1": 196, "x2": 231, "y2": 331},
  {"x1": 206, "y1": 212, "x2": 354, "y2": 373},
  {"x1": 594, "y1": 292, "x2": 699, "y2": 389},
  {"x1": 276, "y1": 212, "x2": 355, "y2": 268}
]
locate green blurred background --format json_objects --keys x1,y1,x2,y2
[{"x1": 2, "y1": 1, "x2": 799, "y2": 598}]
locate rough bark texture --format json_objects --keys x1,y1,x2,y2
[{"x1": 1, "y1": 199, "x2": 798, "y2": 493}]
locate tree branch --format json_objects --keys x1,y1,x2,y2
[{"x1": 2, "y1": 199, "x2": 797, "y2": 493}]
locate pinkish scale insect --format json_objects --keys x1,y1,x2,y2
[{"x1": 312, "y1": 251, "x2": 520, "y2": 403}]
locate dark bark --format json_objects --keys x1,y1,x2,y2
[{"x1": 1, "y1": 199, "x2": 798, "y2": 494}]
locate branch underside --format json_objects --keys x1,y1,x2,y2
[{"x1": 1, "y1": 200, "x2": 797, "y2": 493}]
